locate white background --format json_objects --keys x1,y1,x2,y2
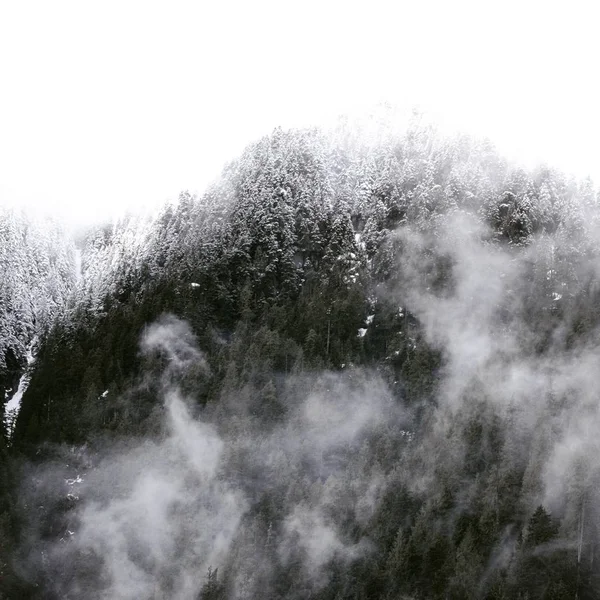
[{"x1": 1, "y1": 0, "x2": 598, "y2": 226}]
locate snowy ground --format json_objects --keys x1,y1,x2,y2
[{"x1": 4, "y1": 336, "x2": 37, "y2": 439}]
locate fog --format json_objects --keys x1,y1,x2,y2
[
  {"x1": 2, "y1": 1, "x2": 599, "y2": 228},
  {"x1": 10, "y1": 147, "x2": 600, "y2": 596},
  {"x1": 15, "y1": 316, "x2": 409, "y2": 598}
]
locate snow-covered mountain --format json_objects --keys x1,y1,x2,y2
[
  {"x1": 3, "y1": 122, "x2": 600, "y2": 599},
  {"x1": 0, "y1": 209, "x2": 76, "y2": 409},
  {"x1": 0, "y1": 207, "x2": 156, "y2": 436}
]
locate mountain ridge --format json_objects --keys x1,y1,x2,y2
[{"x1": 2, "y1": 120, "x2": 600, "y2": 598}]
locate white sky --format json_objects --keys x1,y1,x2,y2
[{"x1": 0, "y1": 0, "x2": 598, "y2": 227}]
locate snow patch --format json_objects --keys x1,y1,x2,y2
[
  {"x1": 400, "y1": 430, "x2": 415, "y2": 442},
  {"x1": 366, "y1": 314, "x2": 374, "y2": 325},
  {"x1": 354, "y1": 233, "x2": 366, "y2": 251},
  {"x1": 5, "y1": 378, "x2": 27, "y2": 415},
  {"x1": 190, "y1": 282, "x2": 201, "y2": 288},
  {"x1": 4, "y1": 336, "x2": 37, "y2": 439},
  {"x1": 357, "y1": 328, "x2": 368, "y2": 338},
  {"x1": 74, "y1": 246, "x2": 83, "y2": 282}
]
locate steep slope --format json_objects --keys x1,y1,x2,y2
[
  {"x1": 0, "y1": 209, "x2": 78, "y2": 429},
  {"x1": 0, "y1": 209, "x2": 157, "y2": 597},
  {"x1": 6, "y1": 121, "x2": 600, "y2": 599}
]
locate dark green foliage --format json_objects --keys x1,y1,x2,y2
[
  {"x1": 199, "y1": 567, "x2": 225, "y2": 600},
  {"x1": 526, "y1": 506, "x2": 559, "y2": 548},
  {"x1": 2, "y1": 122, "x2": 600, "y2": 598}
]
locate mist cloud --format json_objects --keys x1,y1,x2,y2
[
  {"x1": 18, "y1": 315, "x2": 408, "y2": 599},
  {"x1": 389, "y1": 210, "x2": 600, "y2": 551}
]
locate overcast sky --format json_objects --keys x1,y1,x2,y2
[{"x1": 0, "y1": 0, "x2": 598, "y2": 226}]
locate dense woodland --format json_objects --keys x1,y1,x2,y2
[{"x1": 2, "y1": 116, "x2": 600, "y2": 599}]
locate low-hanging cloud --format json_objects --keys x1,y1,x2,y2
[
  {"x1": 18, "y1": 315, "x2": 408, "y2": 599},
  {"x1": 389, "y1": 210, "x2": 600, "y2": 552}
]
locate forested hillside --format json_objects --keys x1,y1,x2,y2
[
  {"x1": 2, "y1": 118, "x2": 600, "y2": 599},
  {"x1": 0, "y1": 210, "x2": 76, "y2": 403}
]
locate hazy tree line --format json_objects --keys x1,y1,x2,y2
[{"x1": 2, "y1": 115, "x2": 600, "y2": 598}]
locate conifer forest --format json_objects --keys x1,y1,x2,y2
[{"x1": 3, "y1": 118, "x2": 600, "y2": 599}]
